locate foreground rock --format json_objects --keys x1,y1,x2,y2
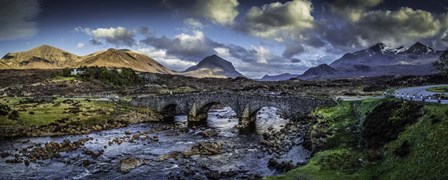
[
  {"x1": 183, "y1": 142, "x2": 222, "y2": 157},
  {"x1": 119, "y1": 157, "x2": 142, "y2": 174}
]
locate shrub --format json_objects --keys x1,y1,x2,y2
[
  {"x1": 8, "y1": 110, "x2": 19, "y2": 120},
  {"x1": 363, "y1": 101, "x2": 423, "y2": 149},
  {"x1": 393, "y1": 140, "x2": 411, "y2": 157},
  {"x1": 0, "y1": 104, "x2": 11, "y2": 116}
]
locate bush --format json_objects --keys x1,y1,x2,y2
[
  {"x1": 77, "y1": 66, "x2": 144, "y2": 86},
  {"x1": 393, "y1": 140, "x2": 411, "y2": 157},
  {"x1": 62, "y1": 68, "x2": 72, "y2": 77},
  {"x1": 318, "y1": 150, "x2": 362, "y2": 174},
  {"x1": 363, "y1": 100, "x2": 423, "y2": 149},
  {"x1": 8, "y1": 110, "x2": 19, "y2": 120},
  {"x1": 0, "y1": 104, "x2": 11, "y2": 116}
]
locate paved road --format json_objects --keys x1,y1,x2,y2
[{"x1": 393, "y1": 84, "x2": 448, "y2": 104}]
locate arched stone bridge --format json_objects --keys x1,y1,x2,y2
[{"x1": 130, "y1": 92, "x2": 336, "y2": 130}]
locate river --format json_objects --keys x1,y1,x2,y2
[{"x1": 0, "y1": 107, "x2": 310, "y2": 179}]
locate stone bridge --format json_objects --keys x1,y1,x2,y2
[{"x1": 130, "y1": 92, "x2": 336, "y2": 131}]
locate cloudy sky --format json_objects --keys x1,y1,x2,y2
[{"x1": 1, "y1": 0, "x2": 448, "y2": 78}]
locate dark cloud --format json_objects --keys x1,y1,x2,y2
[
  {"x1": 0, "y1": 0, "x2": 40, "y2": 40},
  {"x1": 282, "y1": 43, "x2": 304, "y2": 59},
  {"x1": 140, "y1": 30, "x2": 221, "y2": 61},
  {"x1": 354, "y1": 7, "x2": 442, "y2": 47},
  {"x1": 291, "y1": 58, "x2": 301, "y2": 63}
]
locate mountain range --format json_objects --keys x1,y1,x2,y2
[
  {"x1": 0, "y1": 45, "x2": 244, "y2": 78},
  {"x1": 298, "y1": 42, "x2": 442, "y2": 80},
  {"x1": 0, "y1": 42, "x2": 444, "y2": 80}
]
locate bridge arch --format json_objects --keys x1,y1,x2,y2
[
  {"x1": 130, "y1": 92, "x2": 336, "y2": 132},
  {"x1": 188, "y1": 101, "x2": 239, "y2": 127}
]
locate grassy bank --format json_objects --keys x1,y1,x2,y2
[
  {"x1": 0, "y1": 97, "x2": 160, "y2": 137},
  {"x1": 269, "y1": 99, "x2": 448, "y2": 180}
]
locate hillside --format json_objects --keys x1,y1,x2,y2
[
  {"x1": 0, "y1": 45, "x2": 173, "y2": 74},
  {"x1": 0, "y1": 45, "x2": 82, "y2": 69},
  {"x1": 270, "y1": 99, "x2": 448, "y2": 179},
  {"x1": 181, "y1": 55, "x2": 244, "y2": 78},
  {"x1": 78, "y1": 48, "x2": 174, "y2": 74}
]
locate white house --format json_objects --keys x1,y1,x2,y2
[{"x1": 71, "y1": 68, "x2": 85, "y2": 75}]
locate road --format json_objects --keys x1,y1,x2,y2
[
  {"x1": 393, "y1": 84, "x2": 448, "y2": 104},
  {"x1": 336, "y1": 84, "x2": 448, "y2": 104}
]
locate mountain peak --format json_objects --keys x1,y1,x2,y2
[
  {"x1": 182, "y1": 55, "x2": 243, "y2": 78},
  {"x1": 31, "y1": 45, "x2": 63, "y2": 52},
  {"x1": 405, "y1": 42, "x2": 434, "y2": 54},
  {"x1": 302, "y1": 64, "x2": 338, "y2": 76},
  {"x1": 368, "y1": 42, "x2": 388, "y2": 53},
  {"x1": 195, "y1": 55, "x2": 233, "y2": 70}
]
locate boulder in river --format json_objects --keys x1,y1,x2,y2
[
  {"x1": 201, "y1": 129, "x2": 219, "y2": 138},
  {"x1": 120, "y1": 157, "x2": 142, "y2": 174},
  {"x1": 183, "y1": 142, "x2": 222, "y2": 157}
]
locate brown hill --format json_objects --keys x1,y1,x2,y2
[
  {"x1": 0, "y1": 61, "x2": 10, "y2": 69},
  {"x1": 1, "y1": 45, "x2": 82, "y2": 69},
  {"x1": 0, "y1": 45, "x2": 174, "y2": 74},
  {"x1": 78, "y1": 48, "x2": 173, "y2": 74}
]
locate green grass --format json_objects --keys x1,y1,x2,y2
[
  {"x1": 426, "y1": 86, "x2": 448, "y2": 93},
  {"x1": 267, "y1": 149, "x2": 373, "y2": 180},
  {"x1": 0, "y1": 97, "x2": 115, "y2": 126},
  {"x1": 269, "y1": 99, "x2": 448, "y2": 180},
  {"x1": 372, "y1": 103, "x2": 448, "y2": 179}
]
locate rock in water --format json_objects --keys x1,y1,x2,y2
[
  {"x1": 201, "y1": 129, "x2": 219, "y2": 138},
  {"x1": 120, "y1": 157, "x2": 142, "y2": 174},
  {"x1": 183, "y1": 142, "x2": 222, "y2": 157}
]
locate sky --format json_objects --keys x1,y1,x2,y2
[{"x1": 1, "y1": 0, "x2": 448, "y2": 78}]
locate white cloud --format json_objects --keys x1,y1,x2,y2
[
  {"x1": 199, "y1": 0, "x2": 239, "y2": 25},
  {"x1": 76, "y1": 42, "x2": 85, "y2": 48},
  {"x1": 183, "y1": 18, "x2": 203, "y2": 29},
  {"x1": 0, "y1": 0, "x2": 40, "y2": 41},
  {"x1": 137, "y1": 47, "x2": 196, "y2": 71},
  {"x1": 330, "y1": 0, "x2": 383, "y2": 22},
  {"x1": 75, "y1": 26, "x2": 136, "y2": 47},
  {"x1": 214, "y1": 47, "x2": 231, "y2": 58},
  {"x1": 355, "y1": 7, "x2": 442, "y2": 47},
  {"x1": 240, "y1": 0, "x2": 314, "y2": 42},
  {"x1": 250, "y1": 45, "x2": 272, "y2": 64}
]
